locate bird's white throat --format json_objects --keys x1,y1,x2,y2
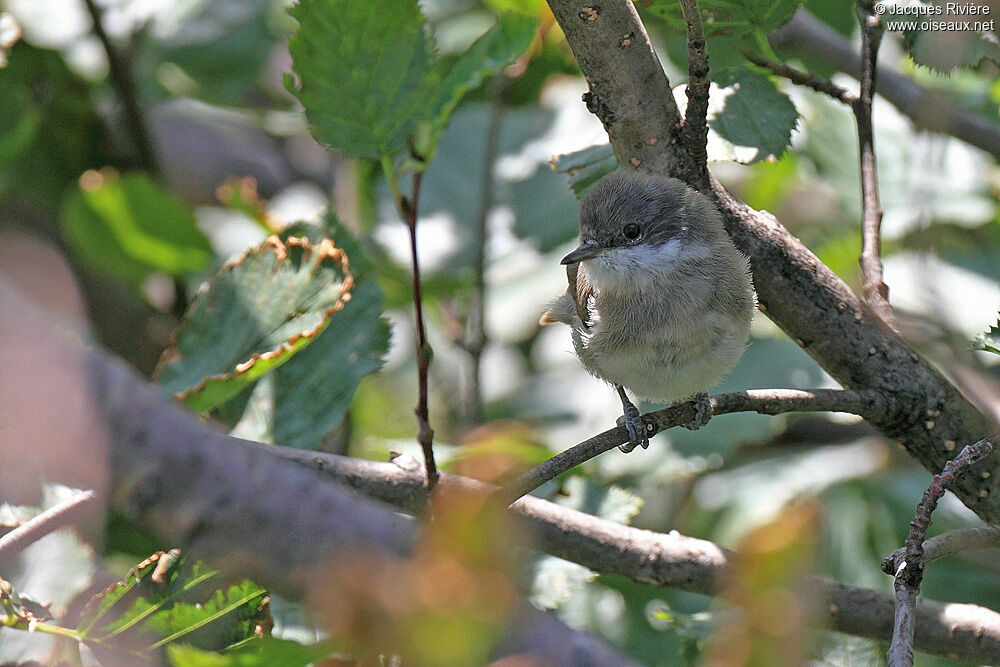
[{"x1": 583, "y1": 238, "x2": 709, "y2": 291}]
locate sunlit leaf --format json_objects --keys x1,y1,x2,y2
[
  {"x1": 709, "y1": 67, "x2": 798, "y2": 163},
  {"x1": 974, "y1": 316, "x2": 1000, "y2": 355},
  {"x1": 61, "y1": 170, "x2": 212, "y2": 286},
  {"x1": 551, "y1": 143, "x2": 618, "y2": 198},
  {"x1": 287, "y1": 0, "x2": 435, "y2": 158},
  {"x1": 155, "y1": 234, "x2": 355, "y2": 412},
  {"x1": 166, "y1": 637, "x2": 339, "y2": 666}
]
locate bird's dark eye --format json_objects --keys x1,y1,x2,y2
[{"x1": 622, "y1": 223, "x2": 641, "y2": 240}]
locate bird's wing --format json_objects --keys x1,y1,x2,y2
[{"x1": 569, "y1": 263, "x2": 596, "y2": 330}]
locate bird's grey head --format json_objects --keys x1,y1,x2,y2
[{"x1": 560, "y1": 171, "x2": 721, "y2": 269}]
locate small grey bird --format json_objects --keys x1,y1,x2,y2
[{"x1": 542, "y1": 171, "x2": 755, "y2": 452}]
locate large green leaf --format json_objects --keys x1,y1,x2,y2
[
  {"x1": 419, "y1": 13, "x2": 539, "y2": 157},
  {"x1": 709, "y1": 67, "x2": 798, "y2": 163},
  {"x1": 286, "y1": 0, "x2": 436, "y2": 158},
  {"x1": 61, "y1": 171, "x2": 212, "y2": 286},
  {"x1": 155, "y1": 234, "x2": 355, "y2": 412},
  {"x1": 268, "y1": 219, "x2": 391, "y2": 449},
  {"x1": 551, "y1": 143, "x2": 618, "y2": 198},
  {"x1": 76, "y1": 552, "x2": 267, "y2": 659}
]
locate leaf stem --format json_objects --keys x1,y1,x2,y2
[{"x1": 381, "y1": 154, "x2": 438, "y2": 487}]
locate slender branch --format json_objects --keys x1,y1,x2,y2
[
  {"x1": 678, "y1": 0, "x2": 710, "y2": 189},
  {"x1": 462, "y1": 84, "x2": 504, "y2": 424},
  {"x1": 382, "y1": 156, "x2": 438, "y2": 487},
  {"x1": 743, "y1": 52, "x2": 856, "y2": 106},
  {"x1": 884, "y1": 433, "x2": 999, "y2": 667},
  {"x1": 882, "y1": 525, "x2": 1000, "y2": 573},
  {"x1": 769, "y1": 9, "x2": 1000, "y2": 159},
  {"x1": 0, "y1": 490, "x2": 99, "y2": 566},
  {"x1": 82, "y1": 0, "x2": 158, "y2": 174},
  {"x1": 855, "y1": 0, "x2": 895, "y2": 331},
  {"x1": 496, "y1": 388, "x2": 892, "y2": 506}
]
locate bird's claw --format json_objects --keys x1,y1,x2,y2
[
  {"x1": 617, "y1": 404, "x2": 649, "y2": 453},
  {"x1": 681, "y1": 392, "x2": 713, "y2": 431}
]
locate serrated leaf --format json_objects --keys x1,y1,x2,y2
[
  {"x1": 709, "y1": 67, "x2": 798, "y2": 163},
  {"x1": 61, "y1": 170, "x2": 212, "y2": 286},
  {"x1": 974, "y1": 317, "x2": 1000, "y2": 355},
  {"x1": 551, "y1": 143, "x2": 618, "y2": 198},
  {"x1": 155, "y1": 235, "x2": 355, "y2": 412},
  {"x1": 167, "y1": 638, "x2": 338, "y2": 667},
  {"x1": 418, "y1": 13, "x2": 539, "y2": 156},
  {"x1": 268, "y1": 218, "x2": 391, "y2": 449},
  {"x1": 899, "y1": 19, "x2": 1000, "y2": 72},
  {"x1": 77, "y1": 553, "x2": 266, "y2": 657},
  {"x1": 287, "y1": 0, "x2": 435, "y2": 158},
  {"x1": 555, "y1": 476, "x2": 644, "y2": 525}
]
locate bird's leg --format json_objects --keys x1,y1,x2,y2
[
  {"x1": 615, "y1": 385, "x2": 649, "y2": 452},
  {"x1": 680, "y1": 392, "x2": 713, "y2": 430}
]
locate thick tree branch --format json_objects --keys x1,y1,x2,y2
[
  {"x1": 270, "y1": 447, "x2": 1000, "y2": 664},
  {"x1": 770, "y1": 9, "x2": 1000, "y2": 159},
  {"x1": 544, "y1": 0, "x2": 1000, "y2": 523},
  {"x1": 546, "y1": 0, "x2": 693, "y2": 178},
  {"x1": 679, "y1": 0, "x2": 710, "y2": 189},
  {"x1": 855, "y1": 0, "x2": 896, "y2": 330},
  {"x1": 884, "y1": 434, "x2": 998, "y2": 667},
  {"x1": 0, "y1": 490, "x2": 99, "y2": 566},
  {"x1": 496, "y1": 388, "x2": 892, "y2": 506}
]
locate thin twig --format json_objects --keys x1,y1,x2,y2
[
  {"x1": 743, "y1": 52, "x2": 856, "y2": 106},
  {"x1": 495, "y1": 388, "x2": 891, "y2": 506},
  {"x1": 678, "y1": 0, "x2": 710, "y2": 189},
  {"x1": 0, "y1": 490, "x2": 100, "y2": 566},
  {"x1": 885, "y1": 433, "x2": 999, "y2": 667},
  {"x1": 462, "y1": 83, "x2": 504, "y2": 424},
  {"x1": 82, "y1": 0, "x2": 158, "y2": 174},
  {"x1": 882, "y1": 525, "x2": 1000, "y2": 573},
  {"x1": 855, "y1": 0, "x2": 896, "y2": 331},
  {"x1": 382, "y1": 156, "x2": 438, "y2": 487}
]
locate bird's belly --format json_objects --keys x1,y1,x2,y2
[{"x1": 581, "y1": 317, "x2": 747, "y2": 401}]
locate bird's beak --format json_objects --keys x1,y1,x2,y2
[{"x1": 561, "y1": 239, "x2": 602, "y2": 265}]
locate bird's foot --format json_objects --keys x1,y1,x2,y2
[
  {"x1": 616, "y1": 386, "x2": 649, "y2": 452},
  {"x1": 681, "y1": 392, "x2": 713, "y2": 431}
]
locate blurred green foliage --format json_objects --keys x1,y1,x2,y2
[{"x1": 2, "y1": 0, "x2": 1000, "y2": 664}]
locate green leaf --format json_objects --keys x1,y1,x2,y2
[
  {"x1": 287, "y1": 0, "x2": 435, "y2": 158},
  {"x1": 267, "y1": 219, "x2": 391, "y2": 449},
  {"x1": 167, "y1": 638, "x2": 338, "y2": 666},
  {"x1": 647, "y1": 0, "x2": 804, "y2": 39},
  {"x1": 709, "y1": 67, "x2": 798, "y2": 163},
  {"x1": 974, "y1": 317, "x2": 1000, "y2": 355},
  {"x1": 418, "y1": 13, "x2": 539, "y2": 156},
  {"x1": 510, "y1": 164, "x2": 580, "y2": 251},
  {"x1": 61, "y1": 170, "x2": 212, "y2": 286},
  {"x1": 551, "y1": 143, "x2": 618, "y2": 198},
  {"x1": 155, "y1": 234, "x2": 355, "y2": 412},
  {"x1": 894, "y1": 14, "x2": 1000, "y2": 72},
  {"x1": 77, "y1": 553, "x2": 267, "y2": 657}
]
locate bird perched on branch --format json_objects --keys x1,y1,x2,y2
[{"x1": 542, "y1": 170, "x2": 755, "y2": 452}]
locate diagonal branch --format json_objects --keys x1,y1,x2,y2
[
  {"x1": 495, "y1": 388, "x2": 893, "y2": 506},
  {"x1": 544, "y1": 0, "x2": 1000, "y2": 523},
  {"x1": 0, "y1": 490, "x2": 99, "y2": 566},
  {"x1": 743, "y1": 52, "x2": 856, "y2": 106},
  {"x1": 679, "y1": 0, "x2": 711, "y2": 190},
  {"x1": 770, "y1": 9, "x2": 1000, "y2": 159},
  {"x1": 855, "y1": 0, "x2": 896, "y2": 330}
]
